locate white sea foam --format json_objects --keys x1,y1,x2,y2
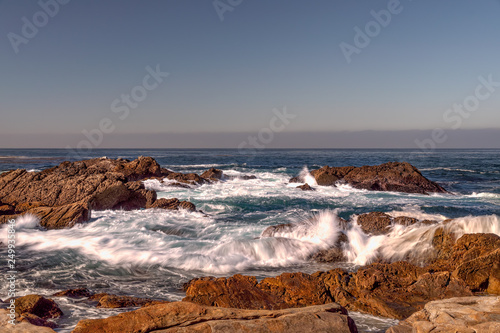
[
  {"x1": 297, "y1": 166, "x2": 318, "y2": 186},
  {"x1": 344, "y1": 212, "x2": 500, "y2": 266}
]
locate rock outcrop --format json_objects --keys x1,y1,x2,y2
[
  {"x1": 72, "y1": 301, "x2": 357, "y2": 333},
  {"x1": 290, "y1": 162, "x2": 447, "y2": 194},
  {"x1": 0, "y1": 157, "x2": 196, "y2": 229},
  {"x1": 184, "y1": 260, "x2": 473, "y2": 320},
  {"x1": 13, "y1": 295, "x2": 63, "y2": 320},
  {"x1": 386, "y1": 296, "x2": 500, "y2": 333}
]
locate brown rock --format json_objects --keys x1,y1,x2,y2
[
  {"x1": 0, "y1": 156, "x2": 195, "y2": 229},
  {"x1": 148, "y1": 198, "x2": 196, "y2": 211},
  {"x1": 258, "y1": 272, "x2": 333, "y2": 307},
  {"x1": 72, "y1": 302, "x2": 357, "y2": 333},
  {"x1": 201, "y1": 168, "x2": 223, "y2": 181},
  {"x1": 387, "y1": 296, "x2": 500, "y2": 333},
  {"x1": 296, "y1": 183, "x2": 315, "y2": 191},
  {"x1": 292, "y1": 162, "x2": 447, "y2": 194},
  {"x1": 356, "y1": 212, "x2": 392, "y2": 235},
  {"x1": 14, "y1": 295, "x2": 63, "y2": 320},
  {"x1": 183, "y1": 274, "x2": 283, "y2": 310},
  {"x1": 0, "y1": 309, "x2": 56, "y2": 332}
]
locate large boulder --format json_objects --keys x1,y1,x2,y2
[
  {"x1": 0, "y1": 157, "x2": 196, "y2": 229},
  {"x1": 291, "y1": 162, "x2": 447, "y2": 194},
  {"x1": 386, "y1": 296, "x2": 500, "y2": 333},
  {"x1": 72, "y1": 301, "x2": 357, "y2": 333}
]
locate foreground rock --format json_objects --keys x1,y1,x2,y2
[
  {"x1": 14, "y1": 295, "x2": 63, "y2": 320},
  {"x1": 290, "y1": 162, "x2": 447, "y2": 194},
  {"x1": 386, "y1": 296, "x2": 500, "y2": 333},
  {"x1": 0, "y1": 309, "x2": 56, "y2": 333},
  {"x1": 184, "y1": 260, "x2": 473, "y2": 319},
  {"x1": 0, "y1": 156, "x2": 196, "y2": 229},
  {"x1": 72, "y1": 301, "x2": 357, "y2": 333}
]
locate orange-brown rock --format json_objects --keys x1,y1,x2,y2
[
  {"x1": 0, "y1": 156, "x2": 196, "y2": 229},
  {"x1": 291, "y1": 162, "x2": 447, "y2": 194},
  {"x1": 183, "y1": 274, "x2": 282, "y2": 310},
  {"x1": 14, "y1": 295, "x2": 63, "y2": 320},
  {"x1": 72, "y1": 301, "x2": 357, "y2": 333}
]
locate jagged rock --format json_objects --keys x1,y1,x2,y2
[
  {"x1": 355, "y1": 212, "x2": 425, "y2": 235},
  {"x1": 296, "y1": 183, "x2": 315, "y2": 191},
  {"x1": 183, "y1": 274, "x2": 282, "y2": 310},
  {"x1": 166, "y1": 172, "x2": 206, "y2": 185},
  {"x1": 201, "y1": 168, "x2": 223, "y2": 180},
  {"x1": 261, "y1": 223, "x2": 296, "y2": 238},
  {"x1": 148, "y1": 198, "x2": 196, "y2": 211},
  {"x1": 386, "y1": 296, "x2": 500, "y2": 333},
  {"x1": 291, "y1": 162, "x2": 447, "y2": 194},
  {"x1": 309, "y1": 233, "x2": 349, "y2": 263},
  {"x1": 72, "y1": 302, "x2": 357, "y2": 333},
  {"x1": 14, "y1": 295, "x2": 63, "y2": 320},
  {"x1": 0, "y1": 156, "x2": 195, "y2": 229}
]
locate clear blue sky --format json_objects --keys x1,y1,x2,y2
[{"x1": 1, "y1": 0, "x2": 499, "y2": 148}]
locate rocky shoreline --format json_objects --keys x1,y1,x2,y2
[{"x1": 1, "y1": 157, "x2": 499, "y2": 332}]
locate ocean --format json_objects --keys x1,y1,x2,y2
[{"x1": 1, "y1": 148, "x2": 499, "y2": 332}]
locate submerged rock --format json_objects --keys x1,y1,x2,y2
[
  {"x1": 290, "y1": 162, "x2": 447, "y2": 194},
  {"x1": 0, "y1": 156, "x2": 197, "y2": 229},
  {"x1": 72, "y1": 301, "x2": 357, "y2": 333}
]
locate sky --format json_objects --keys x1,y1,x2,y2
[{"x1": 1, "y1": 0, "x2": 499, "y2": 148}]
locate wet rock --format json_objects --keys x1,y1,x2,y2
[
  {"x1": 261, "y1": 223, "x2": 296, "y2": 238},
  {"x1": 52, "y1": 288, "x2": 93, "y2": 298},
  {"x1": 356, "y1": 212, "x2": 392, "y2": 235},
  {"x1": 72, "y1": 302, "x2": 357, "y2": 333},
  {"x1": 148, "y1": 198, "x2": 196, "y2": 211},
  {"x1": 296, "y1": 183, "x2": 315, "y2": 191},
  {"x1": 309, "y1": 233, "x2": 349, "y2": 263},
  {"x1": 166, "y1": 172, "x2": 206, "y2": 185},
  {"x1": 386, "y1": 296, "x2": 500, "y2": 333},
  {"x1": 0, "y1": 156, "x2": 195, "y2": 229},
  {"x1": 201, "y1": 168, "x2": 223, "y2": 181},
  {"x1": 14, "y1": 295, "x2": 63, "y2": 320},
  {"x1": 291, "y1": 162, "x2": 447, "y2": 194}
]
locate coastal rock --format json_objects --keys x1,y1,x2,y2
[
  {"x1": 183, "y1": 274, "x2": 282, "y2": 310},
  {"x1": 14, "y1": 295, "x2": 63, "y2": 320},
  {"x1": 355, "y1": 212, "x2": 422, "y2": 236},
  {"x1": 0, "y1": 156, "x2": 196, "y2": 229},
  {"x1": 291, "y1": 162, "x2": 447, "y2": 194},
  {"x1": 201, "y1": 168, "x2": 223, "y2": 180},
  {"x1": 148, "y1": 198, "x2": 196, "y2": 211},
  {"x1": 0, "y1": 309, "x2": 56, "y2": 333},
  {"x1": 72, "y1": 301, "x2": 357, "y2": 333},
  {"x1": 258, "y1": 272, "x2": 333, "y2": 307},
  {"x1": 297, "y1": 183, "x2": 315, "y2": 191},
  {"x1": 386, "y1": 296, "x2": 500, "y2": 333}
]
